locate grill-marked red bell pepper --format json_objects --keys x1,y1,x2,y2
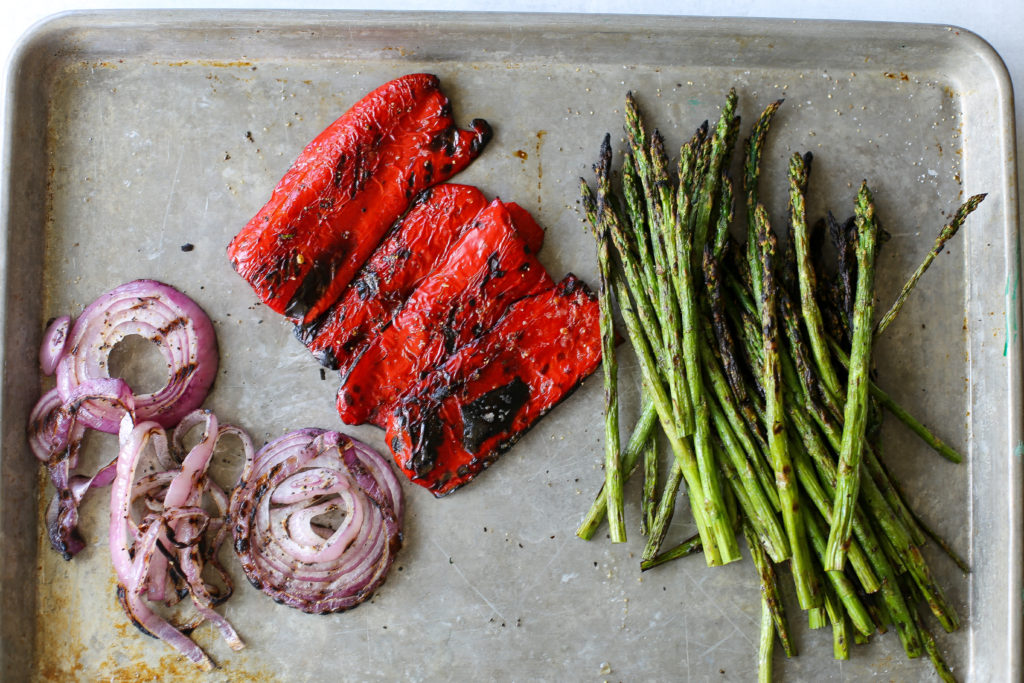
[
  {"x1": 382, "y1": 275, "x2": 601, "y2": 496},
  {"x1": 336, "y1": 199, "x2": 553, "y2": 427},
  {"x1": 295, "y1": 185, "x2": 545, "y2": 371},
  {"x1": 227, "y1": 73, "x2": 491, "y2": 324}
]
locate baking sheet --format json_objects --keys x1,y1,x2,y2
[{"x1": 0, "y1": 10, "x2": 1019, "y2": 681}]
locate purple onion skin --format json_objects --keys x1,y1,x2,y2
[
  {"x1": 29, "y1": 280, "x2": 219, "y2": 560},
  {"x1": 40, "y1": 315, "x2": 71, "y2": 375}
]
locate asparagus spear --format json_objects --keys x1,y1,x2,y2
[
  {"x1": 640, "y1": 420, "x2": 659, "y2": 536},
  {"x1": 640, "y1": 531, "x2": 702, "y2": 570},
  {"x1": 757, "y1": 590, "x2": 776, "y2": 683},
  {"x1": 743, "y1": 99, "x2": 784, "y2": 307},
  {"x1": 587, "y1": 138, "x2": 628, "y2": 544},
  {"x1": 641, "y1": 462, "x2": 684, "y2": 562},
  {"x1": 789, "y1": 152, "x2": 844, "y2": 404},
  {"x1": 596, "y1": 219, "x2": 626, "y2": 543},
  {"x1": 576, "y1": 400, "x2": 658, "y2": 540},
  {"x1": 876, "y1": 194, "x2": 987, "y2": 335},
  {"x1": 675, "y1": 168, "x2": 741, "y2": 561},
  {"x1": 822, "y1": 584, "x2": 851, "y2": 660},
  {"x1": 825, "y1": 182, "x2": 880, "y2": 572},
  {"x1": 755, "y1": 203, "x2": 821, "y2": 610},
  {"x1": 744, "y1": 523, "x2": 796, "y2": 659}
]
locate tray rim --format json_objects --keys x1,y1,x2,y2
[{"x1": 0, "y1": 9, "x2": 1019, "y2": 681}]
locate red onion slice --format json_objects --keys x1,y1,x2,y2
[
  {"x1": 40, "y1": 315, "x2": 70, "y2": 376},
  {"x1": 229, "y1": 429, "x2": 403, "y2": 614},
  {"x1": 111, "y1": 411, "x2": 251, "y2": 670},
  {"x1": 28, "y1": 379, "x2": 135, "y2": 558},
  {"x1": 28, "y1": 280, "x2": 218, "y2": 559},
  {"x1": 56, "y1": 279, "x2": 218, "y2": 433}
]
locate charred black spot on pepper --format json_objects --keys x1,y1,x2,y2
[
  {"x1": 284, "y1": 254, "x2": 342, "y2": 319},
  {"x1": 470, "y1": 119, "x2": 493, "y2": 155},
  {"x1": 460, "y1": 377, "x2": 530, "y2": 454},
  {"x1": 411, "y1": 186, "x2": 434, "y2": 207},
  {"x1": 332, "y1": 153, "x2": 348, "y2": 187},
  {"x1": 441, "y1": 308, "x2": 459, "y2": 355},
  {"x1": 353, "y1": 272, "x2": 380, "y2": 301},
  {"x1": 481, "y1": 252, "x2": 506, "y2": 288},
  {"x1": 405, "y1": 406, "x2": 445, "y2": 477}
]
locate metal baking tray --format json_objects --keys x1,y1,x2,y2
[{"x1": 1, "y1": 10, "x2": 1019, "y2": 681}]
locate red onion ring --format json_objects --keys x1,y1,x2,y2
[
  {"x1": 111, "y1": 411, "x2": 252, "y2": 670},
  {"x1": 39, "y1": 315, "x2": 70, "y2": 376},
  {"x1": 28, "y1": 280, "x2": 218, "y2": 559},
  {"x1": 229, "y1": 429, "x2": 403, "y2": 614},
  {"x1": 56, "y1": 279, "x2": 218, "y2": 433}
]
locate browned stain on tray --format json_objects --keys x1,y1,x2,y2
[
  {"x1": 883, "y1": 70, "x2": 911, "y2": 81},
  {"x1": 163, "y1": 60, "x2": 256, "y2": 68},
  {"x1": 37, "y1": 592, "x2": 282, "y2": 681},
  {"x1": 34, "y1": 566, "x2": 86, "y2": 681},
  {"x1": 535, "y1": 130, "x2": 546, "y2": 207}
]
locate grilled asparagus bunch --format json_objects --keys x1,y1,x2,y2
[{"x1": 578, "y1": 88, "x2": 984, "y2": 682}]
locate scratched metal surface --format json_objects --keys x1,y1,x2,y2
[{"x1": 0, "y1": 10, "x2": 1019, "y2": 682}]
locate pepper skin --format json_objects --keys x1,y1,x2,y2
[
  {"x1": 336, "y1": 199, "x2": 553, "y2": 427},
  {"x1": 295, "y1": 185, "x2": 545, "y2": 372},
  {"x1": 227, "y1": 73, "x2": 491, "y2": 324},
  {"x1": 383, "y1": 275, "x2": 602, "y2": 496}
]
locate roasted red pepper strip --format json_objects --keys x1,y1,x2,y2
[
  {"x1": 227, "y1": 73, "x2": 491, "y2": 324},
  {"x1": 383, "y1": 275, "x2": 601, "y2": 496},
  {"x1": 294, "y1": 184, "x2": 488, "y2": 369},
  {"x1": 295, "y1": 186, "x2": 546, "y2": 371},
  {"x1": 336, "y1": 199, "x2": 553, "y2": 427}
]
